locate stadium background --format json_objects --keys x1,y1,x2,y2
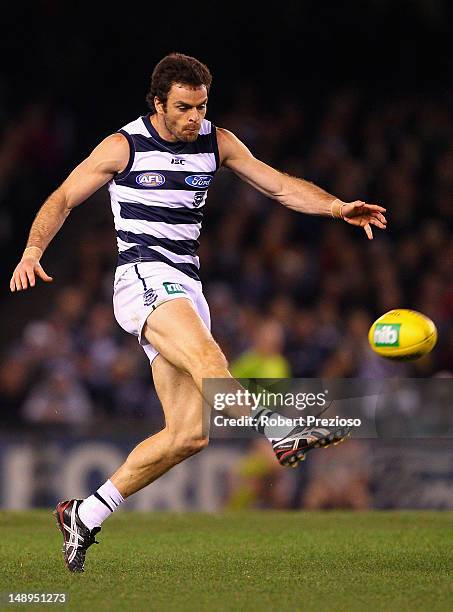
[{"x1": 0, "y1": 1, "x2": 452, "y2": 511}]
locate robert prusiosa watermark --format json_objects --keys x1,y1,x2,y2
[
  {"x1": 213, "y1": 389, "x2": 329, "y2": 412},
  {"x1": 212, "y1": 389, "x2": 362, "y2": 429},
  {"x1": 204, "y1": 377, "x2": 453, "y2": 439},
  {"x1": 213, "y1": 413, "x2": 362, "y2": 428}
]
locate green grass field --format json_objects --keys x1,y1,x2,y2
[{"x1": 0, "y1": 511, "x2": 452, "y2": 611}]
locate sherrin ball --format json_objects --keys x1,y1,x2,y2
[{"x1": 368, "y1": 309, "x2": 437, "y2": 361}]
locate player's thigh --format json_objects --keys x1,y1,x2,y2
[
  {"x1": 144, "y1": 297, "x2": 225, "y2": 373},
  {"x1": 152, "y1": 353, "x2": 210, "y2": 439}
]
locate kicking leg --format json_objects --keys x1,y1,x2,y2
[
  {"x1": 142, "y1": 297, "x2": 270, "y2": 418},
  {"x1": 143, "y1": 298, "x2": 350, "y2": 465}
]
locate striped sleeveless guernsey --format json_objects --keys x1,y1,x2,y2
[{"x1": 108, "y1": 115, "x2": 220, "y2": 281}]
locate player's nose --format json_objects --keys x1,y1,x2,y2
[{"x1": 188, "y1": 108, "x2": 200, "y2": 123}]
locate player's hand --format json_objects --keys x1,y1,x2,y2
[
  {"x1": 10, "y1": 249, "x2": 53, "y2": 292},
  {"x1": 340, "y1": 200, "x2": 387, "y2": 240}
]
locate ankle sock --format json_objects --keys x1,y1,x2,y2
[{"x1": 78, "y1": 479, "x2": 124, "y2": 530}]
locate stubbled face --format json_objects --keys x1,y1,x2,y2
[{"x1": 155, "y1": 83, "x2": 208, "y2": 142}]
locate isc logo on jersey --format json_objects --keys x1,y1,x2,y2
[
  {"x1": 185, "y1": 175, "x2": 213, "y2": 189},
  {"x1": 136, "y1": 172, "x2": 166, "y2": 187}
]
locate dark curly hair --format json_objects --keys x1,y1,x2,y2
[{"x1": 146, "y1": 53, "x2": 212, "y2": 113}]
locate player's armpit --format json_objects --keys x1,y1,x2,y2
[{"x1": 62, "y1": 132, "x2": 130, "y2": 209}]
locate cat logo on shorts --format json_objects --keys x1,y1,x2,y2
[
  {"x1": 163, "y1": 282, "x2": 186, "y2": 295},
  {"x1": 143, "y1": 288, "x2": 158, "y2": 306}
]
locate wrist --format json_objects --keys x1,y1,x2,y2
[
  {"x1": 22, "y1": 246, "x2": 43, "y2": 260},
  {"x1": 330, "y1": 198, "x2": 345, "y2": 219}
]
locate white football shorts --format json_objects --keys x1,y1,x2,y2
[{"x1": 113, "y1": 261, "x2": 211, "y2": 364}]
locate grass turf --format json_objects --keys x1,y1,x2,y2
[{"x1": 0, "y1": 511, "x2": 452, "y2": 611}]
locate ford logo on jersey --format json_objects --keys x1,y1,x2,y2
[
  {"x1": 184, "y1": 174, "x2": 213, "y2": 189},
  {"x1": 136, "y1": 172, "x2": 166, "y2": 187}
]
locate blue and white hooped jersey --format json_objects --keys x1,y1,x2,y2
[{"x1": 108, "y1": 115, "x2": 220, "y2": 281}]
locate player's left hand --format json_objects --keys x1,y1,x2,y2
[{"x1": 341, "y1": 201, "x2": 387, "y2": 239}]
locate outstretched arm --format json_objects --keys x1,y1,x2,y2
[
  {"x1": 10, "y1": 133, "x2": 129, "y2": 292},
  {"x1": 217, "y1": 128, "x2": 387, "y2": 239}
]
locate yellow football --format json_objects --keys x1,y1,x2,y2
[{"x1": 368, "y1": 309, "x2": 437, "y2": 361}]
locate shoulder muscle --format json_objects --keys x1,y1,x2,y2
[
  {"x1": 87, "y1": 132, "x2": 130, "y2": 176},
  {"x1": 60, "y1": 133, "x2": 130, "y2": 209},
  {"x1": 216, "y1": 127, "x2": 254, "y2": 167}
]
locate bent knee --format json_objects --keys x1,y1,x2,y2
[{"x1": 174, "y1": 434, "x2": 209, "y2": 459}]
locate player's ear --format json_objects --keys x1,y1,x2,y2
[{"x1": 154, "y1": 97, "x2": 165, "y2": 115}]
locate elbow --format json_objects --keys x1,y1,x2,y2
[
  {"x1": 268, "y1": 187, "x2": 287, "y2": 204},
  {"x1": 273, "y1": 173, "x2": 293, "y2": 205},
  {"x1": 61, "y1": 199, "x2": 73, "y2": 219},
  {"x1": 275, "y1": 192, "x2": 293, "y2": 208},
  {"x1": 57, "y1": 187, "x2": 75, "y2": 215}
]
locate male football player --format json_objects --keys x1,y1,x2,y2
[{"x1": 10, "y1": 53, "x2": 387, "y2": 571}]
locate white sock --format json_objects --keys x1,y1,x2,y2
[
  {"x1": 78, "y1": 479, "x2": 124, "y2": 530},
  {"x1": 252, "y1": 408, "x2": 295, "y2": 441}
]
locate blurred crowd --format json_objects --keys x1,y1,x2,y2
[{"x1": 0, "y1": 87, "x2": 452, "y2": 428}]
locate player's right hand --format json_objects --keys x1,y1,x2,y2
[{"x1": 10, "y1": 253, "x2": 53, "y2": 292}]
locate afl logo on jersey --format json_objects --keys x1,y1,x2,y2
[
  {"x1": 184, "y1": 174, "x2": 213, "y2": 189},
  {"x1": 136, "y1": 172, "x2": 166, "y2": 187}
]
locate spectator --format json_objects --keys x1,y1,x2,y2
[
  {"x1": 231, "y1": 318, "x2": 291, "y2": 379},
  {"x1": 22, "y1": 362, "x2": 93, "y2": 425}
]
